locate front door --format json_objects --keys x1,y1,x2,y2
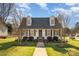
[
  {"x1": 39, "y1": 30, "x2": 42, "y2": 37},
  {"x1": 38, "y1": 30, "x2": 43, "y2": 41}
]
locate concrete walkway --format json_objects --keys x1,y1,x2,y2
[{"x1": 33, "y1": 42, "x2": 47, "y2": 56}]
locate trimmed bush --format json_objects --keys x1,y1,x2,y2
[
  {"x1": 28, "y1": 36, "x2": 34, "y2": 41},
  {"x1": 22, "y1": 36, "x2": 28, "y2": 41},
  {"x1": 47, "y1": 36, "x2": 53, "y2": 42},
  {"x1": 53, "y1": 36, "x2": 59, "y2": 41}
]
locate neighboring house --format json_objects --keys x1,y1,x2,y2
[
  {"x1": 75, "y1": 22, "x2": 79, "y2": 34},
  {"x1": 0, "y1": 17, "x2": 8, "y2": 38},
  {"x1": 18, "y1": 16, "x2": 63, "y2": 40}
]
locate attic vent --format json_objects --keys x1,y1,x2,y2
[
  {"x1": 50, "y1": 16, "x2": 55, "y2": 26},
  {"x1": 27, "y1": 16, "x2": 32, "y2": 26}
]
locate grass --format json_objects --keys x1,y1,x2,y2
[
  {"x1": 0, "y1": 37, "x2": 36, "y2": 56},
  {"x1": 45, "y1": 38, "x2": 79, "y2": 56}
]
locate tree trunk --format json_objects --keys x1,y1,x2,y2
[{"x1": 60, "y1": 28, "x2": 63, "y2": 40}]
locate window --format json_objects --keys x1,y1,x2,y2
[
  {"x1": 50, "y1": 17, "x2": 55, "y2": 26},
  {"x1": 27, "y1": 20, "x2": 30, "y2": 24},
  {"x1": 29, "y1": 30, "x2": 30, "y2": 36},
  {"x1": 47, "y1": 29, "x2": 51, "y2": 36},
  {"x1": 54, "y1": 29, "x2": 59, "y2": 36},
  {"x1": 30, "y1": 30, "x2": 34, "y2": 36},
  {"x1": 34, "y1": 30, "x2": 36, "y2": 36},
  {"x1": 51, "y1": 19, "x2": 54, "y2": 25},
  {"x1": 26, "y1": 30, "x2": 28, "y2": 36},
  {"x1": 45, "y1": 30, "x2": 47, "y2": 36},
  {"x1": 27, "y1": 16, "x2": 32, "y2": 26}
]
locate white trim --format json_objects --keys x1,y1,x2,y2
[
  {"x1": 50, "y1": 16, "x2": 55, "y2": 26},
  {"x1": 21, "y1": 29, "x2": 61, "y2": 39},
  {"x1": 34, "y1": 36, "x2": 37, "y2": 39},
  {"x1": 36, "y1": 29, "x2": 39, "y2": 37},
  {"x1": 27, "y1": 16, "x2": 32, "y2": 26},
  {"x1": 28, "y1": 29, "x2": 29, "y2": 37},
  {"x1": 42, "y1": 29, "x2": 45, "y2": 37},
  {"x1": 52, "y1": 29, "x2": 54, "y2": 37},
  {"x1": 54, "y1": 29, "x2": 60, "y2": 39},
  {"x1": 46, "y1": 29, "x2": 51, "y2": 36}
]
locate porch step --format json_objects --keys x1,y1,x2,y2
[
  {"x1": 38, "y1": 39, "x2": 43, "y2": 42},
  {"x1": 38, "y1": 37, "x2": 44, "y2": 42}
]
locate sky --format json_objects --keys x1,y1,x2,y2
[{"x1": 15, "y1": 3, "x2": 79, "y2": 28}]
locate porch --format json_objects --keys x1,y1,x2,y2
[{"x1": 18, "y1": 29, "x2": 63, "y2": 40}]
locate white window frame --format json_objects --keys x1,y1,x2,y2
[
  {"x1": 47, "y1": 29, "x2": 51, "y2": 36},
  {"x1": 50, "y1": 16, "x2": 55, "y2": 26},
  {"x1": 30, "y1": 29, "x2": 34, "y2": 36},
  {"x1": 27, "y1": 16, "x2": 32, "y2": 26},
  {"x1": 54, "y1": 29, "x2": 59, "y2": 37}
]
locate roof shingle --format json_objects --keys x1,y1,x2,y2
[{"x1": 19, "y1": 17, "x2": 62, "y2": 29}]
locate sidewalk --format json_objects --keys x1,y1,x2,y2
[{"x1": 33, "y1": 42, "x2": 47, "y2": 56}]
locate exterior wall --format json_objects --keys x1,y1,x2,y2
[
  {"x1": 0, "y1": 27, "x2": 8, "y2": 37},
  {"x1": 42, "y1": 29, "x2": 46, "y2": 39},
  {"x1": 45, "y1": 29, "x2": 51, "y2": 39},
  {"x1": 53, "y1": 29, "x2": 62, "y2": 39},
  {"x1": 35, "y1": 29, "x2": 39, "y2": 39},
  {"x1": 54, "y1": 29, "x2": 59, "y2": 36},
  {"x1": 21, "y1": 28, "x2": 62, "y2": 39}
]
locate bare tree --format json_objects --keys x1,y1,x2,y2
[
  {"x1": 16, "y1": 9, "x2": 24, "y2": 45},
  {"x1": 10, "y1": 7, "x2": 24, "y2": 45},
  {"x1": 0, "y1": 3, "x2": 15, "y2": 22},
  {"x1": 11, "y1": 7, "x2": 23, "y2": 28},
  {"x1": 58, "y1": 13, "x2": 71, "y2": 28},
  {"x1": 58, "y1": 13, "x2": 71, "y2": 39},
  {"x1": 74, "y1": 22, "x2": 79, "y2": 33}
]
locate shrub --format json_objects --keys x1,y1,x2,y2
[
  {"x1": 56, "y1": 43, "x2": 67, "y2": 48},
  {"x1": 22, "y1": 36, "x2": 28, "y2": 42},
  {"x1": 28, "y1": 36, "x2": 34, "y2": 41},
  {"x1": 53, "y1": 36, "x2": 59, "y2": 41},
  {"x1": 47, "y1": 36, "x2": 53, "y2": 42},
  {"x1": 60, "y1": 39, "x2": 68, "y2": 43}
]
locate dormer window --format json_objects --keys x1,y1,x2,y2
[
  {"x1": 27, "y1": 16, "x2": 32, "y2": 26},
  {"x1": 50, "y1": 16, "x2": 55, "y2": 26}
]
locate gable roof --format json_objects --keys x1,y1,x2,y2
[{"x1": 19, "y1": 17, "x2": 62, "y2": 29}]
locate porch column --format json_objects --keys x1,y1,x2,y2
[
  {"x1": 52, "y1": 29, "x2": 54, "y2": 37},
  {"x1": 42, "y1": 29, "x2": 45, "y2": 37},
  {"x1": 24, "y1": 29, "x2": 25, "y2": 36},
  {"x1": 28, "y1": 29, "x2": 30, "y2": 37},
  {"x1": 53, "y1": 29, "x2": 55, "y2": 36},
  {"x1": 36, "y1": 29, "x2": 39, "y2": 37}
]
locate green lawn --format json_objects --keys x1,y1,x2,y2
[
  {"x1": 45, "y1": 38, "x2": 79, "y2": 56},
  {"x1": 0, "y1": 37, "x2": 36, "y2": 56}
]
